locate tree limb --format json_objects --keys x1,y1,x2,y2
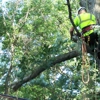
[
  {"x1": 11, "y1": 50, "x2": 80, "y2": 91},
  {"x1": 66, "y1": 0, "x2": 80, "y2": 36}
]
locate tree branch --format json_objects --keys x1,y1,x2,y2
[
  {"x1": 11, "y1": 50, "x2": 80, "y2": 91},
  {"x1": 66, "y1": 0, "x2": 80, "y2": 36}
]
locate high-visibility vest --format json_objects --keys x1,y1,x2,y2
[{"x1": 74, "y1": 13, "x2": 96, "y2": 36}]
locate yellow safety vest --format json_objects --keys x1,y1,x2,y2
[{"x1": 74, "y1": 13, "x2": 96, "y2": 36}]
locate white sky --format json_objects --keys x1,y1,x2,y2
[{"x1": 2, "y1": 0, "x2": 10, "y2": 6}]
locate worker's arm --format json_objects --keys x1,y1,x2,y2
[
  {"x1": 69, "y1": 27, "x2": 74, "y2": 40},
  {"x1": 70, "y1": 26, "x2": 81, "y2": 41}
]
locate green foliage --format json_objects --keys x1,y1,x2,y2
[{"x1": 0, "y1": 0, "x2": 100, "y2": 100}]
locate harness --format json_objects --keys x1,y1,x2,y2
[
  {"x1": 78, "y1": 13, "x2": 95, "y2": 36},
  {"x1": 82, "y1": 25, "x2": 93, "y2": 34},
  {"x1": 82, "y1": 25, "x2": 94, "y2": 37}
]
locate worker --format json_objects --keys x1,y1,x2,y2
[{"x1": 69, "y1": 7, "x2": 100, "y2": 59}]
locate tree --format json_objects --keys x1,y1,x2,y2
[{"x1": 0, "y1": 0, "x2": 100, "y2": 99}]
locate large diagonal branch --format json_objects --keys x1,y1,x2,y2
[{"x1": 12, "y1": 50, "x2": 80, "y2": 91}]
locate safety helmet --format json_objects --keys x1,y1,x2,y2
[{"x1": 77, "y1": 7, "x2": 87, "y2": 14}]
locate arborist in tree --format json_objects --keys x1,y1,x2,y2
[{"x1": 69, "y1": 7, "x2": 100, "y2": 59}]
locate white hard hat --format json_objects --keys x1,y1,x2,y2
[{"x1": 77, "y1": 7, "x2": 87, "y2": 14}]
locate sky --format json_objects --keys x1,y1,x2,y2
[
  {"x1": 2, "y1": 0, "x2": 8, "y2": 4},
  {"x1": 1, "y1": 0, "x2": 8, "y2": 8},
  {"x1": 1, "y1": 0, "x2": 11, "y2": 6}
]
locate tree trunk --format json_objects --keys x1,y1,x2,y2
[{"x1": 80, "y1": 0, "x2": 100, "y2": 24}]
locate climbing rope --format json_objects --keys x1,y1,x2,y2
[
  {"x1": 81, "y1": 24, "x2": 100, "y2": 84},
  {"x1": 81, "y1": 37, "x2": 90, "y2": 84}
]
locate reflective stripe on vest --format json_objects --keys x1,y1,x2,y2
[{"x1": 78, "y1": 14, "x2": 93, "y2": 27}]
